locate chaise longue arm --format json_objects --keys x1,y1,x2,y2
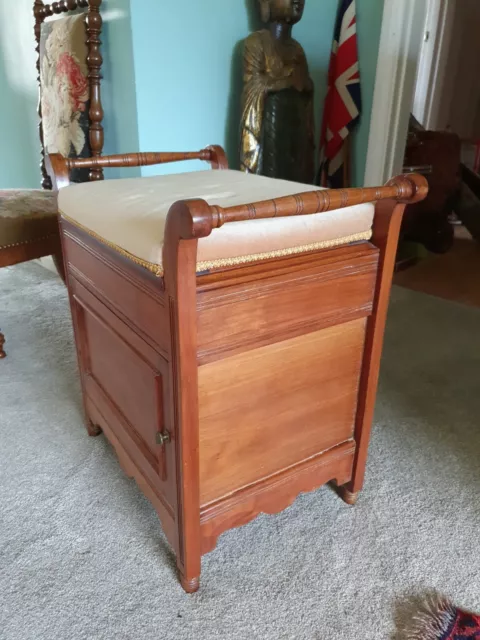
[{"x1": 46, "y1": 146, "x2": 228, "y2": 189}]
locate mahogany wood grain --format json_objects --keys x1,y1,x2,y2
[
  {"x1": 198, "y1": 319, "x2": 366, "y2": 505},
  {"x1": 205, "y1": 174, "x2": 428, "y2": 228},
  {"x1": 162, "y1": 200, "x2": 213, "y2": 593},
  {"x1": 85, "y1": 0, "x2": 104, "y2": 180},
  {"x1": 62, "y1": 227, "x2": 169, "y2": 357},
  {"x1": 200, "y1": 440, "x2": 355, "y2": 555},
  {"x1": 336, "y1": 199, "x2": 408, "y2": 503},
  {"x1": 81, "y1": 300, "x2": 164, "y2": 461},
  {"x1": 86, "y1": 396, "x2": 177, "y2": 549},
  {"x1": 205, "y1": 145, "x2": 229, "y2": 170},
  {"x1": 49, "y1": 149, "x2": 427, "y2": 592},
  {"x1": 77, "y1": 296, "x2": 172, "y2": 488},
  {"x1": 58, "y1": 148, "x2": 229, "y2": 174},
  {"x1": 47, "y1": 148, "x2": 228, "y2": 192},
  {"x1": 196, "y1": 246, "x2": 377, "y2": 364}
]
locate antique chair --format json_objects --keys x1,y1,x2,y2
[
  {"x1": 47, "y1": 148, "x2": 427, "y2": 592},
  {"x1": 0, "y1": 190, "x2": 61, "y2": 358},
  {"x1": 0, "y1": 0, "x2": 104, "y2": 358},
  {"x1": 35, "y1": 0, "x2": 104, "y2": 186}
]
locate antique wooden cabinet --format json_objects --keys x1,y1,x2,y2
[{"x1": 48, "y1": 148, "x2": 427, "y2": 592}]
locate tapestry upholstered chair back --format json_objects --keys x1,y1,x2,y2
[
  {"x1": 34, "y1": 0, "x2": 104, "y2": 187},
  {"x1": 0, "y1": 1, "x2": 105, "y2": 358}
]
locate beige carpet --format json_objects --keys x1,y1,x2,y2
[{"x1": 1, "y1": 263, "x2": 479, "y2": 640}]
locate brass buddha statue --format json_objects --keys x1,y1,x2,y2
[{"x1": 240, "y1": 0, "x2": 315, "y2": 183}]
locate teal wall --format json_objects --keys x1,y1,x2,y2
[
  {"x1": 0, "y1": 0, "x2": 139, "y2": 188},
  {"x1": 129, "y1": 0, "x2": 384, "y2": 185},
  {"x1": 0, "y1": 0, "x2": 384, "y2": 189},
  {"x1": 0, "y1": 2, "x2": 41, "y2": 188},
  {"x1": 129, "y1": 0, "x2": 340, "y2": 177},
  {"x1": 0, "y1": 59, "x2": 40, "y2": 189},
  {"x1": 101, "y1": 0, "x2": 141, "y2": 178}
]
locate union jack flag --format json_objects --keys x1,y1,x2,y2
[{"x1": 319, "y1": 0, "x2": 361, "y2": 188}]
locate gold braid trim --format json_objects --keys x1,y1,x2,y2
[
  {"x1": 60, "y1": 211, "x2": 371, "y2": 277},
  {"x1": 0, "y1": 233, "x2": 59, "y2": 251},
  {"x1": 196, "y1": 231, "x2": 372, "y2": 272},
  {"x1": 60, "y1": 212, "x2": 164, "y2": 277}
]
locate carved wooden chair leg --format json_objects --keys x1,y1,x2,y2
[{"x1": 0, "y1": 331, "x2": 6, "y2": 359}]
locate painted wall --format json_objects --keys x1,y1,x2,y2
[
  {"x1": 129, "y1": 0, "x2": 384, "y2": 186},
  {"x1": 0, "y1": 2, "x2": 41, "y2": 189},
  {"x1": 0, "y1": 0, "x2": 138, "y2": 189},
  {"x1": 100, "y1": 0, "x2": 140, "y2": 178},
  {"x1": 0, "y1": 0, "x2": 383, "y2": 189}
]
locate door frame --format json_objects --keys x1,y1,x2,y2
[
  {"x1": 412, "y1": 0, "x2": 454, "y2": 130},
  {"x1": 363, "y1": 0, "x2": 453, "y2": 187}
]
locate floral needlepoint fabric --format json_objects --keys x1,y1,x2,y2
[{"x1": 40, "y1": 14, "x2": 91, "y2": 182}]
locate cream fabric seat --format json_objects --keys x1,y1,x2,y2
[{"x1": 58, "y1": 169, "x2": 374, "y2": 275}]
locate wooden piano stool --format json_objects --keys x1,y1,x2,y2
[{"x1": 47, "y1": 148, "x2": 427, "y2": 592}]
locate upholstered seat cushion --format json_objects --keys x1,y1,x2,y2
[
  {"x1": 0, "y1": 190, "x2": 59, "y2": 250},
  {"x1": 58, "y1": 170, "x2": 374, "y2": 275}
]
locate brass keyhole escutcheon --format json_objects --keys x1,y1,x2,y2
[{"x1": 156, "y1": 431, "x2": 171, "y2": 446}]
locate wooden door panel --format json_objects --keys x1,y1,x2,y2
[
  {"x1": 70, "y1": 279, "x2": 175, "y2": 504},
  {"x1": 84, "y1": 310, "x2": 162, "y2": 453},
  {"x1": 62, "y1": 230, "x2": 169, "y2": 357},
  {"x1": 197, "y1": 251, "x2": 377, "y2": 364},
  {"x1": 198, "y1": 318, "x2": 366, "y2": 505}
]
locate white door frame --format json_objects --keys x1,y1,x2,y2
[
  {"x1": 363, "y1": 0, "x2": 452, "y2": 187},
  {"x1": 412, "y1": 0, "x2": 454, "y2": 130}
]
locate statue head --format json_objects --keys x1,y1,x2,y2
[{"x1": 258, "y1": 0, "x2": 306, "y2": 25}]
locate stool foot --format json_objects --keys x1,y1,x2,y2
[
  {"x1": 86, "y1": 419, "x2": 102, "y2": 437},
  {"x1": 336, "y1": 485, "x2": 360, "y2": 505},
  {"x1": 179, "y1": 573, "x2": 200, "y2": 594},
  {"x1": 0, "y1": 331, "x2": 5, "y2": 359}
]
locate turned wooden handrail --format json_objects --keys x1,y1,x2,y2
[
  {"x1": 65, "y1": 150, "x2": 212, "y2": 170},
  {"x1": 47, "y1": 146, "x2": 229, "y2": 189},
  {"x1": 164, "y1": 173, "x2": 429, "y2": 242},
  {"x1": 206, "y1": 174, "x2": 428, "y2": 229}
]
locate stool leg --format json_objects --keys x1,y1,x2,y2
[
  {"x1": 86, "y1": 417, "x2": 102, "y2": 437},
  {"x1": 336, "y1": 485, "x2": 360, "y2": 505},
  {"x1": 179, "y1": 571, "x2": 200, "y2": 594},
  {"x1": 338, "y1": 200, "x2": 405, "y2": 503},
  {"x1": 0, "y1": 331, "x2": 6, "y2": 359}
]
